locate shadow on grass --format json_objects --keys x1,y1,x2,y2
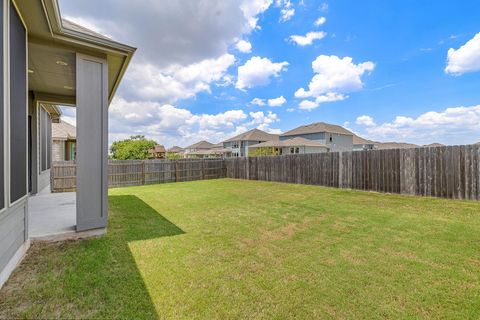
[{"x1": 0, "y1": 195, "x2": 184, "y2": 319}]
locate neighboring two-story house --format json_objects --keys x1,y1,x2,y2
[
  {"x1": 280, "y1": 122, "x2": 353, "y2": 152},
  {"x1": 223, "y1": 128, "x2": 279, "y2": 157},
  {"x1": 248, "y1": 137, "x2": 329, "y2": 155}
]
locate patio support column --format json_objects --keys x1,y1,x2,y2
[{"x1": 75, "y1": 53, "x2": 108, "y2": 232}]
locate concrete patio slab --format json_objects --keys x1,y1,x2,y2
[{"x1": 28, "y1": 188, "x2": 76, "y2": 240}]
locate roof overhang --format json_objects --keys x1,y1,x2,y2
[{"x1": 15, "y1": 0, "x2": 136, "y2": 104}]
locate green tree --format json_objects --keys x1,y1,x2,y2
[
  {"x1": 249, "y1": 147, "x2": 281, "y2": 157},
  {"x1": 110, "y1": 135, "x2": 157, "y2": 160}
]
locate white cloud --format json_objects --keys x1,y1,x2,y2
[
  {"x1": 286, "y1": 108, "x2": 295, "y2": 112},
  {"x1": 314, "y1": 17, "x2": 326, "y2": 26},
  {"x1": 299, "y1": 100, "x2": 319, "y2": 110},
  {"x1": 241, "y1": 0, "x2": 273, "y2": 29},
  {"x1": 298, "y1": 92, "x2": 347, "y2": 111},
  {"x1": 248, "y1": 111, "x2": 281, "y2": 133},
  {"x1": 295, "y1": 55, "x2": 375, "y2": 106},
  {"x1": 251, "y1": 98, "x2": 266, "y2": 106},
  {"x1": 445, "y1": 32, "x2": 480, "y2": 75},
  {"x1": 109, "y1": 97, "x2": 283, "y2": 147},
  {"x1": 289, "y1": 31, "x2": 327, "y2": 46},
  {"x1": 236, "y1": 39, "x2": 252, "y2": 53},
  {"x1": 236, "y1": 56, "x2": 289, "y2": 90},
  {"x1": 276, "y1": 0, "x2": 295, "y2": 22},
  {"x1": 356, "y1": 115, "x2": 376, "y2": 126},
  {"x1": 364, "y1": 105, "x2": 480, "y2": 145},
  {"x1": 124, "y1": 54, "x2": 235, "y2": 103},
  {"x1": 268, "y1": 96, "x2": 287, "y2": 107}
]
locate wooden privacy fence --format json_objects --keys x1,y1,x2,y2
[
  {"x1": 225, "y1": 145, "x2": 480, "y2": 200},
  {"x1": 51, "y1": 159, "x2": 226, "y2": 192},
  {"x1": 51, "y1": 145, "x2": 480, "y2": 200}
]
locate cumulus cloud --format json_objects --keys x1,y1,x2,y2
[
  {"x1": 109, "y1": 97, "x2": 282, "y2": 146},
  {"x1": 236, "y1": 56, "x2": 289, "y2": 90},
  {"x1": 248, "y1": 111, "x2": 281, "y2": 133},
  {"x1": 364, "y1": 105, "x2": 480, "y2": 145},
  {"x1": 268, "y1": 96, "x2": 287, "y2": 107},
  {"x1": 276, "y1": 0, "x2": 295, "y2": 22},
  {"x1": 60, "y1": 0, "x2": 272, "y2": 68},
  {"x1": 124, "y1": 54, "x2": 235, "y2": 103},
  {"x1": 236, "y1": 39, "x2": 252, "y2": 53},
  {"x1": 445, "y1": 32, "x2": 480, "y2": 75},
  {"x1": 314, "y1": 17, "x2": 326, "y2": 26},
  {"x1": 295, "y1": 55, "x2": 374, "y2": 108},
  {"x1": 251, "y1": 98, "x2": 266, "y2": 106},
  {"x1": 289, "y1": 31, "x2": 327, "y2": 46},
  {"x1": 298, "y1": 93, "x2": 347, "y2": 111},
  {"x1": 356, "y1": 115, "x2": 376, "y2": 126}
]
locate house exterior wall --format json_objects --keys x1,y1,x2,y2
[
  {"x1": 0, "y1": 0, "x2": 30, "y2": 289},
  {"x1": 353, "y1": 144, "x2": 377, "y2": 151},
  {"x1": 224, "y1": 140, "x2": 267, "y2": 157},
  {"x1": 281, "y1": 132, "x2": 353, "y2": 152},
  {"x1": 52, "y1": 139, "x2": 65, "y2": 161},
  {"x1": 280, "y1": 146, "x2": 328, "y2": 155}
]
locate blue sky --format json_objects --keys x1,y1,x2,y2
[{"x1": 59, "y1": 0, "x2": 480, "y2": 147}]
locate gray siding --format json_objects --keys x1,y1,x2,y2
[
  {"x1": 281, "y1": 132, "x2": 352, "y2": 152},
  {"x1": 280, "y1": 132, "x2": 326, "y2": 142},
  {"x1": 0, "y1": 200, "x2": 26, "y2": 280}
]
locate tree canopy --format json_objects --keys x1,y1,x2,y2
[{"x1": 110, "y1": 135, "x2": 157, "y2": 160}]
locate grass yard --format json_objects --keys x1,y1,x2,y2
[{"x1": 1, "y1": 179, "x2": 480, "y2": 319}]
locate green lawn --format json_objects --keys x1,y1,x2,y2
[{"x1": 1, "y1": 179, "x2": 480, "y2": 319}]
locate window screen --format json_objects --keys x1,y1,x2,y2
[
  {"x1": 0, "y1": 2, "x2": 3, "y2": 209},
  {"x1": 9, "y1": 4, "x2": 27, "y2": 203},
  {"x1": 40, "y1": 108, "x2": 52, "y2": 171}
]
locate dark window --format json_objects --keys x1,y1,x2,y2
[
  {"x1": 0, "y1": 2, "x2": 3, "y2": 209},
  {"x1": 9, "y1": 4, "x2": 27, "y2": 203}
]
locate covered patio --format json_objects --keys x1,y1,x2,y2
[{"x1": 16, "y1": 0, "x2": 135, "y2": 239}]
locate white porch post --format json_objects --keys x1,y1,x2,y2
[{"x1": 75, "y1": 53, "x2": 108, "y2": 232}]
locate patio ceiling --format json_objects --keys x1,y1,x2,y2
[{"x1": 28, "y1": 42, "x2": 76, "y2": 97}]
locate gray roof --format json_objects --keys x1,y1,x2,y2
[
  {"x1": 281, "y1": 122, "x2": 353, "y2": 137},
  {"x1": 52, "y1": 120, "x2": 76, "y2": 140},
  {"x1": 353, "y1": 135, "x2": 376, "y2": 145},
  {"x1": 168, "y1": 146, "x2": 184, "y2": 152},
  {"x1": 148, "y1": 145, "x2": 166, "y2": 153},
  {"x1": 249, "y1": 137, "x2": 329, "y2": 149},
  {"x1": 185, "y1": 140, "x2": 215, "y2": 149},
  {"x1": 376, "y1": 142, "x2": 418, "y2": 150},
  {"x1": 224, "y1": 128, "x2": 279, "y2": 142},
  {"x1": 423, "y1": 143, "x2": 445, "y2": 147}
]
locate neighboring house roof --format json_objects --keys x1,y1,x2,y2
[
  {"x1": 423, "y1": 143, "x2": 445, "y2": 147},
  {"x1": 186, "y1": 140, "x2": 215, "y2": 149},
  {"x1": 376, "y1": 142, "x2": 419, "y2": 150},
  {"x1": 52, "y1": 120, "x2": 76, "y2": 141},
  {"x1": 249, "y1": 137, "x2": 329, "y2": 149},
  {"x1": 224, "y1": 128, "x2": 280, "y2": 142},
  {"x1": 353, "y1": 135, "x2": 376, "y2": 145},
  {"x1": 148, "y1": 145, "x2": 166, "y2": 153},
  {"x1": 281, "y1": 122, "x2": 353, "y2": 137},
  {"x1": 168, "y1": 146, "x2": 184, "y2": 152}
]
